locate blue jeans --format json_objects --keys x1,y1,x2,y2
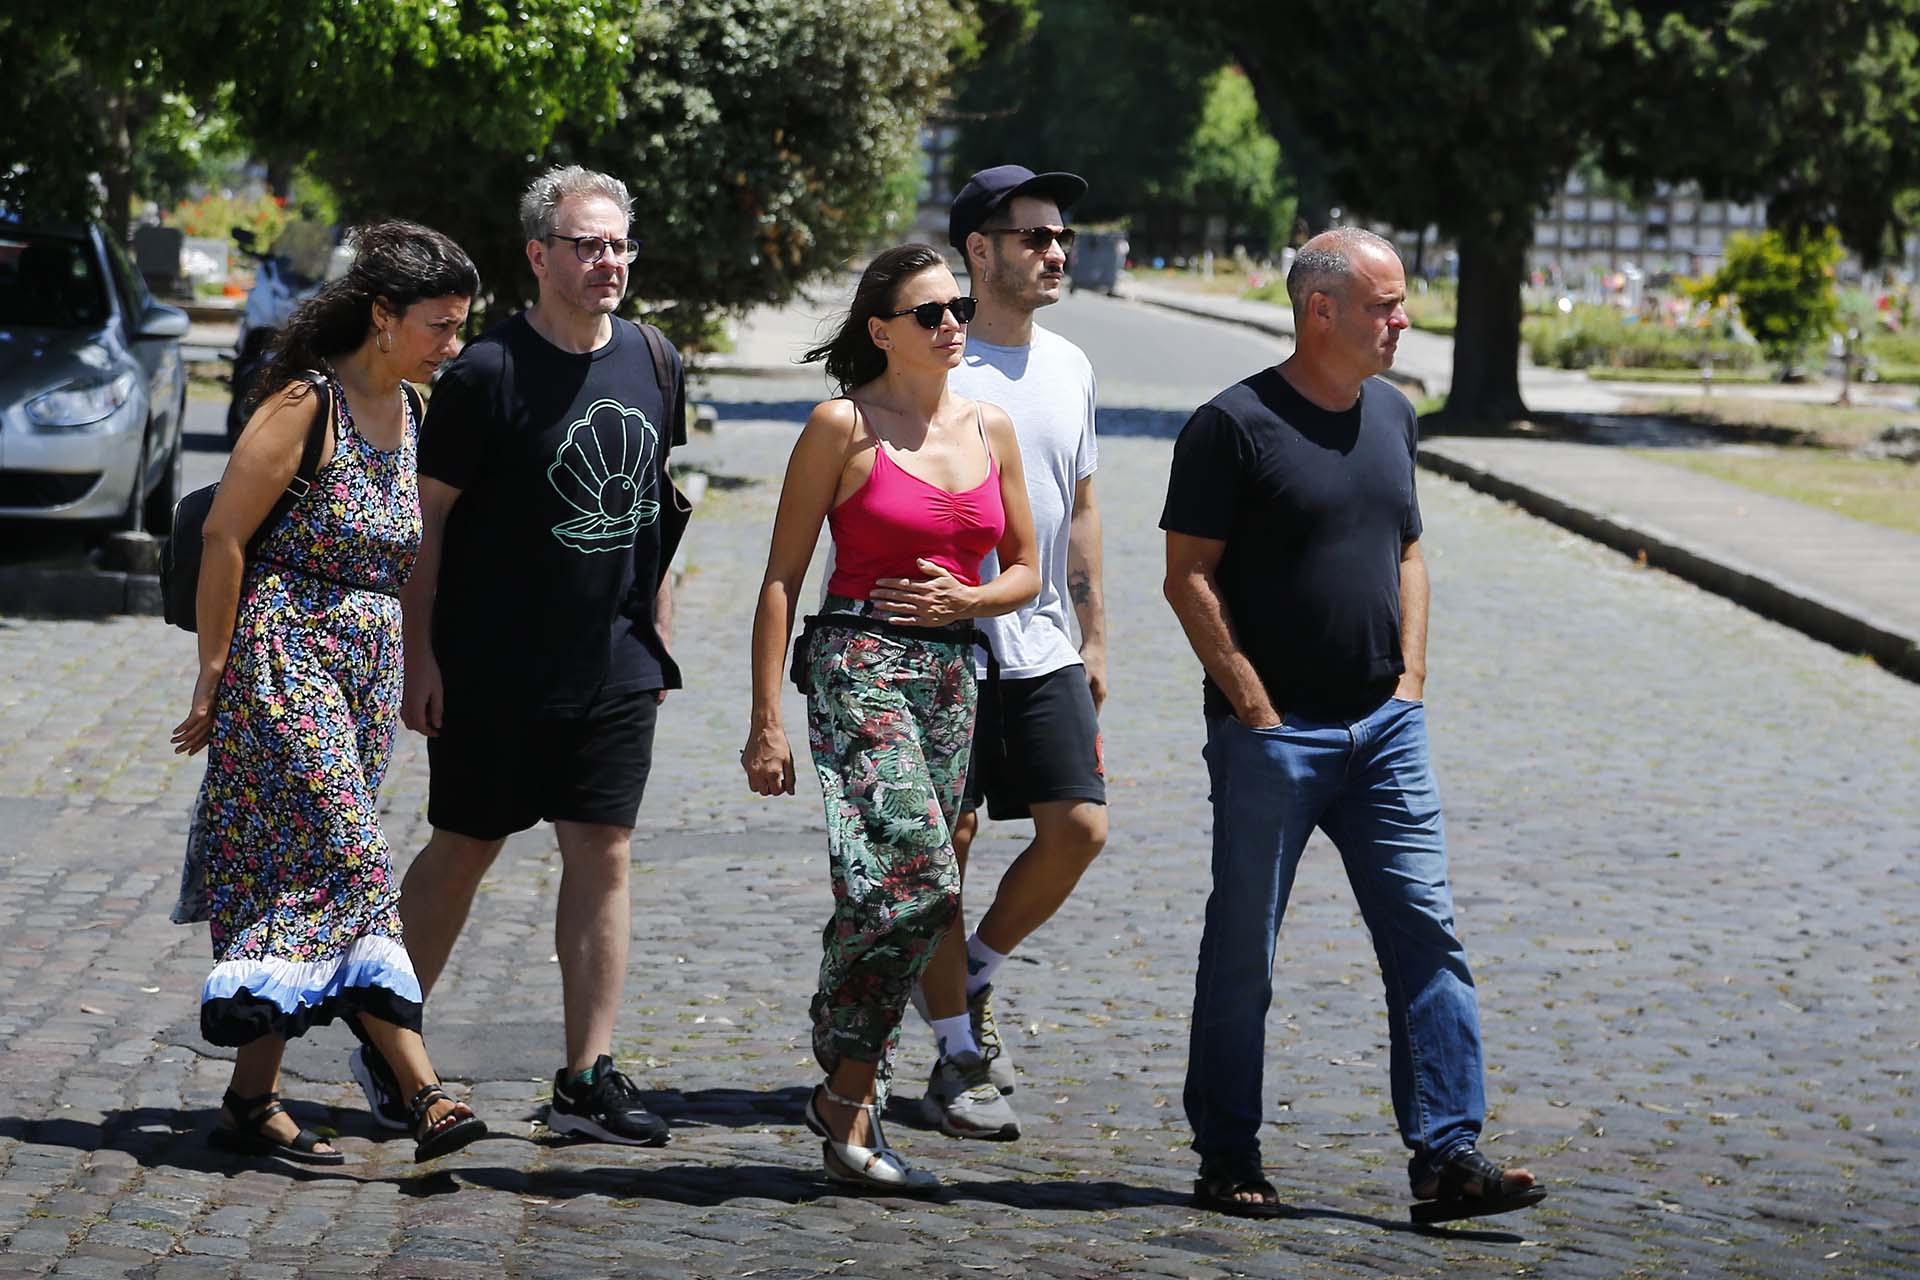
[{"x1": 1184, "y1": 697, "x2": 1485, "y2": 1191}]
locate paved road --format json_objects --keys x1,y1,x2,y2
[{"x1": 2, "y1": 295, "x2": 1917, "y2": 1277}]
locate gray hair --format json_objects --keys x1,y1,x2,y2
[
  {"x1": 519, "y1": 165, "x2": 633, "y2": 243},
  {"x1": 1286, "y1": 227, "x2": 1397, "y2": 314}
]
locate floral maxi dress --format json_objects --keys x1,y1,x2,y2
[{"x1": 174, "y1": 379, "x2": 425, "y2": 1047}]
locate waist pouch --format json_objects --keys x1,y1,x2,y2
[{"x1": 789, "y1": 611, "x2": 998, "y2": 696}]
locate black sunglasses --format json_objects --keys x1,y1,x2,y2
[
  {"x1": 548, "y1": 233, "x2": 642, "y2": 264},
  {"x1": 882, "y1": 296, "x2": 978, "y2": 329},
  {"x1": 985, "y1": 225, "x2": 1077, "y2": 254}
]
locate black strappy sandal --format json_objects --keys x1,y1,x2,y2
[
  {"x1": 1193, "y1": 1153, "x2": 1284, "y2": 1219},
  {"x1": 1410, "y1": 1146, "x2": 1548, "y2": 1224},
  {"x1": 207, "y1": 1088, "x2": 346, "y2": 1165},
  {"x1": 409, "y1": 1083, "x2": 487, "y2": 1163}
]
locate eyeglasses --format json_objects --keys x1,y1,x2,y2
[
  {"x1": 881, "y1": 296, "x2": 978, "y2": 329},
  {"x1": 985, "y1": 225, "x2": 1077, "y2": 254},
  {"x1": 548, "y1": 233, "x2": 642, "y2": 265}
]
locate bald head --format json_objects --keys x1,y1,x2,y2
[{"x1": 1286, "y1": 228, "x2": 1399, "y2": 318}]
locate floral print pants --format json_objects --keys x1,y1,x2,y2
[{"x1": 805, "y1": 605, "x2": 977, "y2": 1102}]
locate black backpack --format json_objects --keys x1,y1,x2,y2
[{"x1": 160, "y1": 375, "x2": 424, "y2": 632}]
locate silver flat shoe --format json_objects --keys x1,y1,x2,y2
[{"x1": 805, "y1": 1083, "x2": 940, "y2": 1195}]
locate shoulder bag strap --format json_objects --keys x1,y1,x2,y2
[
  {"x1": 243, "y1": 373, "x2": 333, "y2": 556},
  {"x1": 638, "y1": 322, "x2": 683, "y2": 448},
  {"x1": 287, "y1": 372, "x2": 333, "y2": 498},
  {"x1": 400, "y1": 379, "x2": 425, "y2": 431}
]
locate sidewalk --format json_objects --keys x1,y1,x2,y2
[{"x1": 1123, "y1": 279, "x2": 1920, "y2": 683}]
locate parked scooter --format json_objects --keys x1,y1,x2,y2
[{"x1": 224, "y1": 222, "x2": 336, "y2": 444}]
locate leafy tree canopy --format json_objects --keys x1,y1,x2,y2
[
  {"x1": 1150, "y1": 0, "x2": 1920, "y2": 421},
  {"x1": 949, "y1": 0, "x2": 1225, "y2": 223},
  {"x1": 4, "y1": 0, "x2": 1015, "y2": 346}
]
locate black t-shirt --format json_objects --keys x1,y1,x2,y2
[
  {"x1": 418, "y1": 314, "x2": 687, "y2": 716},
  {"x1": 1160, "y1": 368, "x2": 1422, "y2": 721}
]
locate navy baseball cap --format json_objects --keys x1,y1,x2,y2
[{"x1": 948, "y1": 164, "x2": 1088, "y2": 251}]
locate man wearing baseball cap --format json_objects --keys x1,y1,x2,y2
[{"x1": 913, "y1": 165, "x2": 1110, "y2": 1142}]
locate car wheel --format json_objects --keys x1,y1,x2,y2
[{"x1": 144, "y1": 420, "x2": 184, "y2": 535}]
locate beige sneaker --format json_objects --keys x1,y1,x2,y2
[{"x1": 921, "y1": 1051, "x2": 1021, "y2": 1141}]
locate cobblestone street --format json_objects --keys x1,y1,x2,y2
[{"x1": 2, "y1": 299, "x2": 1918, "y2": 1277}]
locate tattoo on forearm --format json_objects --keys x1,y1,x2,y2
[{"x1": 1068, "y1": 569, "x2": 1092, "y2": 607}]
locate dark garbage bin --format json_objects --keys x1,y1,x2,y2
[
  {"x1": 1067, "y1": 230, "x2": 1127, "y2": 296},
  {"x1": 133, "y1": 224, "x2": 185, "y2": 297}
]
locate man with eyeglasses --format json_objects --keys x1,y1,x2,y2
[
  {"x1": 908, "y1": 164, "x2": 1109, "y2": 1142},
  {"x1": 354, "y1": 165, "x2": 687, "y2": 1148}
]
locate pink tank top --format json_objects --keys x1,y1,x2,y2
[{"x1": 826, "y1": 400, "x2": 1006, "y2": 599}]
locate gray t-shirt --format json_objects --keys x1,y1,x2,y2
[{"x1": 948, "y1": 325, "x2": 1099, "y2": 679}]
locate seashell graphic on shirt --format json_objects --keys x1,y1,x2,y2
[{"x1": 545, "y1": 398, "x2": 661, "y2": 552}]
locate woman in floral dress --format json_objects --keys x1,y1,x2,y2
[
  {"x1": 741, "y1": 244, "x2": 1039, "y2": 1192},
  {"x1": 172, "y1": 222, "x2": 486, "y2": 1164}
]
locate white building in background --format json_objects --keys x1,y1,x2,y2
[{"x1": 1528, "y1": 173, "x2": 1767, "y2": 282}]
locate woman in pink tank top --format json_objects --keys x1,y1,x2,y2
[{"x1": 741, "y1": 244, "x2": 1038, "y2": 1194}]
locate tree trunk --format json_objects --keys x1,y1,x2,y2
[
  {"x1": 101, "y1": 94, "x2": 134, "y2": 246},
  {"x1": 1440, "y1": 226, "x2": 1529, "y2": 425}
]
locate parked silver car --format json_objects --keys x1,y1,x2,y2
[{"x1": 0, "y1": 218, "x2": 190, "y2": 533}]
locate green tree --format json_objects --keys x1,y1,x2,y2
[
  {"x1": 949, "y1": 1, "x2": 1223, "y2": 228},
  {"x1": 1150, "y1": 0, "x2": 1920, "y2": 424},
  {"x1": 0, "y1": 4, "x2": 229, "y2": 241},
  {"x1": 949, "y1": 3, "x2": 1294, "y2": 255},
  {"x1": 1690, "y1": 228, "x2": 1842, "y2": 372},
  {"x1": 226, "y1": 0, "x2": 983, "y2": 346},
  {"x1": 6, "y1": 0, "x2": 1007, "y2": 347},
  {"x1": 1172, "y1": 65, "x2": 1293, "y2": 250}
]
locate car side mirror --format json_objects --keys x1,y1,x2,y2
[{"x1": 136, "y1": 302, "x2": 190, "y2": 340}]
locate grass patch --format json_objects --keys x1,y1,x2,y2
[
  {"x1": 1632, "y1": 396, "x2": 1919, "y2": 450},
  {"x1": 1139, "y1": 264, "x2": 1269, "y2": 297},
  {"x1": 1402, "y1": 283, "x2": 1456, "y2": 335},
  {"x1": 1586, "y1": 366, "x2": 1774, "y2": 385},
  {"x1": 1631, "y1": 448, "x2": 1920, "y2": 534}
]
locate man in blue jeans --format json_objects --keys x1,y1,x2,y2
[{"x1": 1160, "y1": 228, "x2": 1544, "y2": 1223}]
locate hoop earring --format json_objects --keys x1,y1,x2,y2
[{"x1": 376, "y1": 329, "x2": 393, "y2": 354}]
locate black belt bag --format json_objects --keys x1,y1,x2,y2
[{"x1": 789, "y1": 611, "x2": 998, "y2": 696}]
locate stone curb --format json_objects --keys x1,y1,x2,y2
[
  {"x1": 1121, "y1": 289, "x2": 1431, "y2": 397},
  {"x1": 1418, "y1": 443, "x2": 1920, "y2": 684},
  {"x1": 0, "y1": 565, "x2": 164, "y2": 620}
]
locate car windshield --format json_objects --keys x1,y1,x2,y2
[{"x1": 0, "y1": 232, "x2": 110, "y2": 329}]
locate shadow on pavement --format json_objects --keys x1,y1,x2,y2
[
  {"x1": 1421, "y1": 408, "x2": 1806, "y2": 449},
  {"x1": 0, "y1": 1110, "x2": 1531, "y2": 1241},
  {"x1": 0, "y1": 1109, "x2": 432, "y2": 1188}
]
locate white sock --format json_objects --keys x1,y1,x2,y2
[
  {"x1": 965, "y1": 934, "x2": 1008, "y2": 996},
  {"x1": 930, "y1": 1013, "x2": 979, "y2": 1061}
]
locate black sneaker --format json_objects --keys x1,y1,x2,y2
[{"x1": 547, "y1": 1054, "x2": 670, "y2": 1147}]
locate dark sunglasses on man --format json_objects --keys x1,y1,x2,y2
[
  {"x1": 548, "y1": 233, "x2": 643, "y2": 265},
  {"x1": 881, "y1": 296, "x2": 979, "y2": 329},
  {"x1": 985, "y1": 225, "x2": 1077, "y2": 254}
]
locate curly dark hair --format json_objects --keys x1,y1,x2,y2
[
  {"x1": 249, "y1": 219, "x2": 479, "y2": 412},
  {"x1": 801, "y1": 243, "x2": 949, "y2": 393}
]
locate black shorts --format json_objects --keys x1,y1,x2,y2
[
  {"x1": 962, "y1": 664, "x2": 1106, "y2": 821},
  {"x1": 427, "y1": 689, "x2": 659, "y2": 842}
]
